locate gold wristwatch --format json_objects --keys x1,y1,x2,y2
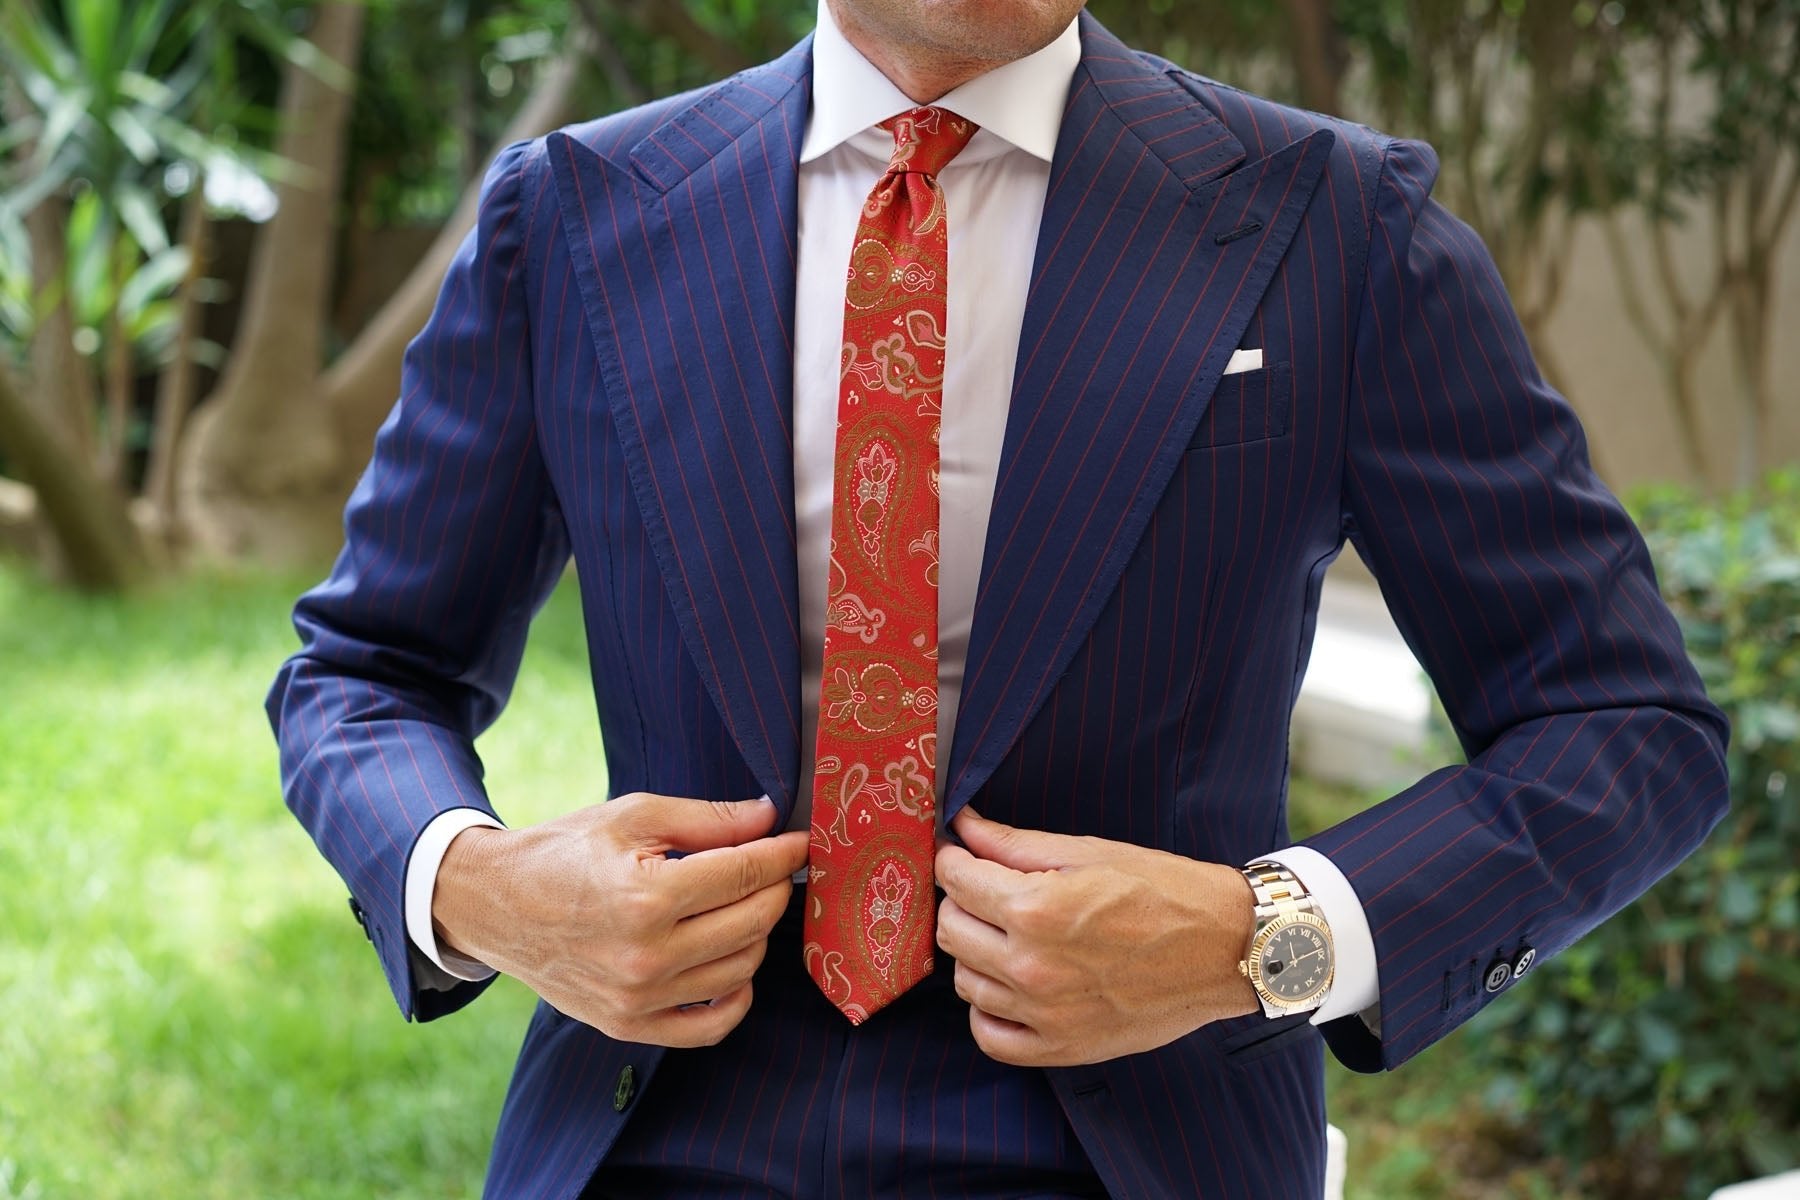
[{"x1": 1238, "y1": 861, "x2": 1335, "y2": 1018}]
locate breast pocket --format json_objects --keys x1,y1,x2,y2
[{"x1": 1187, "y1": 362, "x2": 1293, "y2": 450}]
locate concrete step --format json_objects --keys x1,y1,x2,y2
[{"x1": 1292, "y1": 564, "x2": 1433, "y2": 790}]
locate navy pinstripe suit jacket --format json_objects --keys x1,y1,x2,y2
[{"x1": 268, "y1": 14, "x2": 1730, "y2": 1198}]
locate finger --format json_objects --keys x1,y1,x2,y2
[
  {"x1": 657, "y1": 939, "x2": 768, "y2": 1010},
  {"x1": 953, "y1": 961, "x2": 1031, "y2": 1025},
  {"x1": 969, "y1": 1005, "x2": 1052, "y2": 1067},
  {"x1": 662, "y1": 830, "x2": 810, "y2": 917},
  {"x1": 952, "y1": 808, "x2": 1097, "y2": 872},
  {"x1": 642, "y1": 982, "x2": 756, "y2": 1049},
  {"x1": 666, "y1": 877, "x2": 791, "y2": 967},
  {"x1": 934, "y1": 843, "x2": 1026, "y2": 927},
  {"x1": 611, "y1": 792, "x2": 780, "y2": 854},
  {"x1": 935, "y1": 896, "x2": 1009, "y2": 972}
]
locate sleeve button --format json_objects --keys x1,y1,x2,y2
[
  {"x1": 1511, "y1": 946, "x2": 1537, "y2": 980},
  {"x1": 348, "y1": 897, "x2": 372, "y2": 940},
  {"x1": 1483, "y1": 960, "x2": 1512, "y2": 993}
]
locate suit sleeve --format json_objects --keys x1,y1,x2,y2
[
  {"x1": 1305, "y1": 137, "x2": 1730, "y2": 1071},
  {"x1": 265, "y1": 140, "x2": 570, "y2": 1022}
]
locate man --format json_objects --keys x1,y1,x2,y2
[{"x1": 268, "y1": 1, "x2": 1730, "y2": 1196}]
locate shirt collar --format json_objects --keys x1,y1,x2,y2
[{"x1": 800, "y1": 0, "x2": 1080, "y2": 164}]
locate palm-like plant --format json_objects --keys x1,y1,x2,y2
[
  {"x1": 0, "y1": 0, "x2": 332, "y2": 482},
  {"x1": 0, "y1": 0, "x2": 339, "y2": 583}
]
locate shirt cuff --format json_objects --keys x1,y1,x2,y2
[
  {"x1": 405, "y1": 807, "x2": 506, "y2": 983},
  {"x1": 1259, "y1": 845, "x2": 1381, "y2": 1032}
]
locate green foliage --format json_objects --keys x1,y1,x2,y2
[
  {"x1": 0, "y1": 218, "x2": 30, "y2": 371},
  {"x1": 345, "y1": 0, "x2": 576, "y2": 226},
  {"x1": 1467, "y1": 470, "x2": 1800, "y2": 1198},
  {"x1": 0, "y1": 0, "x2": 301, "y2": 386},
  {"x1": 1089, "y1": 0, "x2": 1290, "y2": 91},
  {"x1": 1340, "y1": 0, "x2": 1632, "y2": 209},
  {"x1": 0, "y1": 187, "x2": 203, "y2": 374},
  {"x1": 343, "y1": 0, "x2": 815, "y2": 227},
  {"x1": 1634, "y1": 0, "x2": 1800, "y2": 188},
  {"x1": 0, "y1": 0, "x2": 301, "y2": 230}
]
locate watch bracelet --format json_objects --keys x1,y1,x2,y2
[
  {"x1": 1243, "y1": 860, "x2": 1317, "y2": 922},
  {"x1": 1241, "y1": 860, "x2": 1334, "y2": 1014}
]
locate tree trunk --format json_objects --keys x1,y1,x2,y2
[
  {"x1": 0, "y1": 367, "x2": 148, "y2": 590},
  {"x1": 2, "y1": 80, "x2": 98, "y2": 457},
  {"x1": 1663, "y1": 355, "x2": 1711, "y2": 487},
  {"x1": 144, "y1": 182, "x2": 211, "y2": 540},
  {"x1": 183, "y1": 9, "x2": 591, "y2": 569},
  {"x1": 0, "y1": 477, "x2": 49, "y2": 564},
  {"x1": 1726, "y1": 265, "x2": 1771, "y2": 490},
  {"x1": 627, "y1": 0, "x2": 752, "y2": 77},
  {"x1": 100, "y1": 246, "x2": 133, "y2": 486},
  {"x1": 1282, "y1": 0, "x2": 1342, "y2": 115},
  {"x1": 321, "y1": 44, "x2": 589, "y2": 469},
  {"x1": 22, "y1": 200, "x2": 99, "y2": 458},
  {"x1": 181, "y1": 0, "x2": 368, "y2": 564}
]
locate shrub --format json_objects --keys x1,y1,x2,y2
[{"x1": 1465, "y1": 470, "x2": 1800, "y2": 1198}]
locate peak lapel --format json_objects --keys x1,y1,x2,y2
[
  {"x1": 945, "y1": 19, "x2": 1336, "y2": 817},
  {"x1": 546, "y1": 43, "x2": 811, "y2": 812}
]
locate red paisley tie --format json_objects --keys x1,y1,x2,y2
[{"x1": 805, "y1": 107, "x2": 978, "y2": 1024}]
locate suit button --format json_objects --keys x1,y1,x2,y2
[
  {"x1": 613, "y1": 1065, "x2": 636, "y2": 1112},
  {"x1": 348, "y1": 897, "x2": 372, "y2": 941},
  {"x1": 1511, "y1": 946, "x2": 1537, "y2": 980},
  {"x1": 1482, "y1": 960, "x2": 1512, "y2": 993}
]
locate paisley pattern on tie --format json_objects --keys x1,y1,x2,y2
[{"x1": 805, "y1": 107, "x2": 977, "y2": 1025}]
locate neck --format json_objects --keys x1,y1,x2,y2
[{"x1": 825, "y1": 0, "x2": 1006, "y2": 103}]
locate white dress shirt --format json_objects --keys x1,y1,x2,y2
[{"x1": 405, "y1": 0, "x2": 1381, "y2": 1032}]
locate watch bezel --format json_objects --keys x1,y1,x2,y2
[{"x1": 1245, "y1": 910, "x2": 1335, "y2": 1012}]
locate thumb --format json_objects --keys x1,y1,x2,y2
[
  {"x1": 613, "y1": 792, "x2": 780, "y2": 853},
  {"x1": 952, "y1": 807, "x2": 1099, "y2": 872}
]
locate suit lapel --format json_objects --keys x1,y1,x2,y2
[
  {"x1": 546, "y1": 41, "x2": 811, "y2": 812},
  {"x1": 945, "y1": 17, "x2": 1336, "y2": 817}
]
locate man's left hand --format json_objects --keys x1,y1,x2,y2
[{"x1": 934, "y1": 808, "x2": 1261, "y2": 1066}]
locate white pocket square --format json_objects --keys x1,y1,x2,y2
[{"x1": 1223, "y1": 348, "x2": 1264, "y2": 376}]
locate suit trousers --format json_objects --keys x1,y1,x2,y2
[{"x1": 583, "y1": 893, "x2": 1108, "y2": 1199}]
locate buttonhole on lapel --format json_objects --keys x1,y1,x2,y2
[
  {"x1": 1073, "y1": 1081, "x2": 1110, "y2": 1099},
  {"x1": 1215, "y1": 220, "x2": 1264, "y2": 246}
]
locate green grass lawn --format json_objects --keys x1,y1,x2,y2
[
  {"x1": 0, "y1": 565, "x2": 1550, "y2": 1199},
  {"x1": 0, "y1": 566, "x2": 592, "y2": 1199}
]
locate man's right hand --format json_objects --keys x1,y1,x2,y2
[{"x1": 431, "y1": 793, "x2": 809, "y2": 1048}]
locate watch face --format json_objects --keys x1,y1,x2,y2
[{"x1": 1252, "y1": 915, "x2": 1333, "y2": 1006}]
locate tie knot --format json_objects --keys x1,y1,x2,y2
[{"x1": 880, "y1": 107, "x2": 978, "y2": 178}]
